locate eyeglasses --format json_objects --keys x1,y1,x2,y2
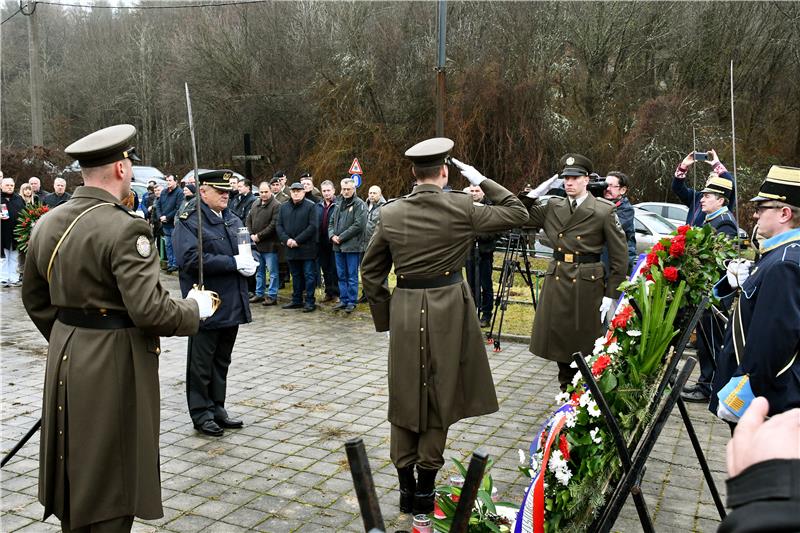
[{"x1": 754, "y1": 204, "x2": 783, "y2": 214}]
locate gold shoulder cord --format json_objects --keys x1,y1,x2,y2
[{"x1": 47, "y1": 203, "x2": 115, "y2": 283}]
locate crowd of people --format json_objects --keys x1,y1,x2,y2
[{"x1": 4, "y1": 122, "x2": 799, "y2": 532}]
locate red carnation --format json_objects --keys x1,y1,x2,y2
[
  {"x1": 570, "y1": 391, "x2": 582, "y2": 405},
  {"x1": 677, "y1": 225, "x2": 690, "y2": 235},
  {"x1": 669, "y1": 235, "x2": 686, "y2": 257},
  {"x1": 645, "y1": 252, "x2": 658, "y2": 267},
  {"x1": 591, "y1": 354, "x2": 612, "y2": 377},
  {"x1": 652, "y1": 242, "x2": 665, "y2": 253},
  {"x1": 611, "y1": 305, "x2": 634, "y2": 329},
  {"x1": 663, "y1": 266, "x2": 679, "y2": 282},
  {"x1": 645, "y1": 272, "x2": 654, "y2": 281},
  {"x1": 558, "y1": 434, "x2": 570, "y2": 461}
]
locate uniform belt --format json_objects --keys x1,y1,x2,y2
[
  {"x1": 57, "y1": 308, "x2": 135, "y2": 330},
  {"x1": 553, "y1": 251, "x2": 601, "y2": 264},
  {"x1": 396, "y1": 271, "x2": 463, "y2": 289}
]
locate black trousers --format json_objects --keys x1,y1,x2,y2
[
  {"x1": 694, "y1": 308, "x2": 726, "y2": 395},
  {"x1": 318, "y1": 244, "x2": 339, "y2": 296},
  {"x1": 187, "y1": 325, "x2": 238, "y2": 425},
  {"x1": 466, "y1": 251, "x2": 494, "y2": 320}
]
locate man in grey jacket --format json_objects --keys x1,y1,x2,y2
[{"x1": 329, "y1": 177, "x2": 366, "y2": 312}]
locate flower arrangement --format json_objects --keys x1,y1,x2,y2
[
  {"x1": 629, "y1": 224, "x2": 736, "y2": 307},
  {"x1": 514, "y1": 222, "x2": 735, "y2": 532},
  {"x1": 13, "y1": 204, "x2": 49, "y2": 253}
]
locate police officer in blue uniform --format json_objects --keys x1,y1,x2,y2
[
  {"x1": 711, "y1": 165, "x2": 800, "y2": 426},
  {"x1": 173, "y1": 170, "x2": 257, "y2": 436}
]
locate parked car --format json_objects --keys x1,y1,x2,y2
[
  {"x1": 635, "y1": 201, "x2": 688, "y2": 227},
  {"x1": 633, "y1": 208, "x2": 677, "y2": 254},
  {"x1": 132, "y1": 165, "x2": 167, "y2": 187}
]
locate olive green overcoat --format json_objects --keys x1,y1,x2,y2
[
  {"x1": 361, "y1": 179, "x2": 528, "y2": 432},
  {"x1": 22, "y1": 186, "x2": 199, "y2": 529},
  {"x1": 525, "y1": 194, "x2": 628, "y2": 363}
]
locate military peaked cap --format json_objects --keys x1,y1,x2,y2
[
  {"x1": 273, "y1": 170, "x2": 286, "y2": 179},
  {"x1": 559, "y1": 153, "x2": 593, "y2": 177},
  {"x1": 299, "y1": 172, "x2": 312, "y2": 179},
  {"x1": 751, "y1": 165, "x2": 800, "y2": 207},
  {"x1": 700, "y1": 175, "x2": 734, "y2": 199},
  {"x1": 269, "y1": 176, "x2": 282, "y2": 185},
  {"x1": 405, "y1": 137, "x2": 454, "y2": 168},
  {"x1": 198, "y1": 170, "x2": 235, "y2": 191},
  {"x1": 65, "y1": 124, "x2": 142, "y2": 168}
]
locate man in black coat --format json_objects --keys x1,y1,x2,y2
[
  {"x1": 173, "y1": 170, "x2": 257, "y2": 436},
  {"x1": 42, "y1": 178, "x2": 72, "y2": 209},
  {"x1": 1, "y1": 175, "x2": 26, "y2": 287},
  {"x1": 230, "y1": 178, "x2": 256, "y2": 222},
  {"x1": 277, "y1": 182, "x2": 318, "y2": 312},
  {"x1": 603, "y1": 171, "x2": 637, "y2": 271}
]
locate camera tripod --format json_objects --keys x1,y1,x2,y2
[{"x1": 486, "y1": 229, "x2": 538, "y2": 352}]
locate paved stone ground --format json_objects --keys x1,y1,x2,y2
[{"x1": 1, "y1": 275, "x2": 731, "y2": 532}]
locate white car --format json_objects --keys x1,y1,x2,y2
[{"x1": 635, "y1": 201, "x2": 689, "y2": 227}]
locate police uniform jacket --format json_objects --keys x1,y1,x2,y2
[
  {"x1": 525, "y1": 194, "x2": 628, "y2": 363},
  {"x1": 329, "y1": 195, "x2": 366, "y2": 253},
  {"x1": 246, "y1": 196, "x2": 280, "y2": 253},
  {"x1": 21, "y1": 186, "x2": 199, "y2": 528},
  {"x1": 710, "y1": 231, "x2": 800, "y2": 417},
  {"x1": 361, "y1": 179, "x2": 528, "y2": 432},
  {"x1": 277, "y1": 198, "x2": 318, "y2": 261},
  {"x1": 173, "y1": 201, "x2": 252, "y2": 330}
]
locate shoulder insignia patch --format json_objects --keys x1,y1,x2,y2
[
  {"x1": 179, "y1": 211, "x2": 190, "y2": 220},
  {"x1": 136, "y1": 235, "x2": 152, "y2": 258},
  {"x1": 614, "y1": 213, "x2": 623, "y2": 231}
]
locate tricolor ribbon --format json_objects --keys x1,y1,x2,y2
[{"x1": 515, "y1": 404, "x2": 573, "y2": 533}]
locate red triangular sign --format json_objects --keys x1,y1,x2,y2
[{"x1": 349, "y1": 158, "x2": 363, "y2": 175}]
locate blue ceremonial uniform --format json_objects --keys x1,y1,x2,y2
[
  {"x1": 704, "y1": 207, "x2": 738, "y2": 239},
  {"x1": 710, "y1": 229, "x2": 800, "y2": 417},
  {"x1": 173, "y1": 200, "x2": 252, "y2": 427},
  {"x1": 672, "y1": 170, "x2": 736, "y2": 227}
]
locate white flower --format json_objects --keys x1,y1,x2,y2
[
  {"x1": 565, "y1": 410, "x2": 577, "y2": 428},
  {"x1": 627, "y1": 329, "x2": 642, "y2": 337},
  {"x1": 587, "y1": 400, "x2": 601, "y2": 418},
  {"x1": 518, "y1": 449, "x2": 527, "y2": 464},
  {"x1": 606, "y1": 342, "x2": 621, "y2": 354},
  {"x1": 569, "y1": 360, "x2": 578, "y2": 369},
  {"x1": 548, "y1": 450, "x2": 567, "y2": 472},
  {"x1": 593, "y1": 337, "x2": 606, "y2": 354},
  {"x1": 555, "y1": 391, "x2": 570, "y2": 404},
  {"x1": 579, "y1": 391, "x2": 592, "y2": 407},
  {"x1": 590, "y1": 427, "x2": 602, "y2": 444},
  {"x1": 571, "y1": 371, "x2": 582, "y2": 387},
  {"x1": 554, "y1": 465, "x2": 573, "y2": 486}
]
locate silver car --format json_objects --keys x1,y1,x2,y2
[
  {"x1": 632, "y1": 208, "x2": 677, "y2": 254},
  {"x1": 635, "y1": 201, "x2": 689, "y2": 227}
]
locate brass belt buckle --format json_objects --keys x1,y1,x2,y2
[{"x1": 564, "y1": 253, "x2": 574, "y2": 263}]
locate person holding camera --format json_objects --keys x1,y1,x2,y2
[
  {"x1": 603, "y1": 171, "x2": 637, "y2": 272},
  {"x1": 521, "y1": 154, "x2": 628, "y2": 391},
  {"x1": 672, "y1": 149, "x2": 736, "y2": 226}
]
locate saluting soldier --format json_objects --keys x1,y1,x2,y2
[
  {"x1": 173, "y1": 170, "x2": 257, "y2": 437},
  {"x1": 521, "y1": 154, "x2": 628, "y2": 391},
  {"x1": 361, "y1": 138, "x2": 528, "y2": 516},
  {"x1": 711, "y1": 165, "x2": 800, "y2": 427},
  {"x1": 22, "y1": 124, "x2": 214, "y2": 532}
]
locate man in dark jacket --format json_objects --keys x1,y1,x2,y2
[
  {"x1": 603, "y1": 171, "x2": 637, "y2": 271},
  {"x1": 317, "y1": 180, "x2": 340, "y2": 303},
  {"x1": 29, "y1": 176, "x2": 49, "y2": 204},
  {"x1": 300, "y1": 172, "x2": 323, "y2": 203},
  {"x1": 173, "y1": 170, "x2": 257, "y2": 437},
  {"x1": 672, "y1": 149, "x2": 736, "y2": 226},
  {"x1": 464, "y1": 185, "x2": 497, "y2": 328},
  {"x1": 231, "y1": 178, "x2": 256, "y2": 222},
  {"x1": 42, "y1": 178, "x2": 72, "y2": 209},
  {"x1": 246, "y1": 181, "x2": 281, "y2": 306},
  {"x1": 157, "y1": 174, "x2": 181, "y2": 272},
  {"x1": 277, "y1": 182, "x2": 319, "y2": 312},
  {"x1": 1, "y1": 175, "x2": 26, "y2": 287},
  {"x1": 329, "y1": 177, "x2": 367, "y2": 312}
]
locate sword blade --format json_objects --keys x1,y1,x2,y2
[{"x1": 185, "y1": 83, "x2": 204, "y2": 288}]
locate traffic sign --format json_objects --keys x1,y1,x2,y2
[
  {"x1": 349, "y1": 158, "x2": 363, "y2": 174},
  {"x1": 351, "y1": 174, "x2": 363, "y2": 188}
]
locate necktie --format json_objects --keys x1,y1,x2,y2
[{"x1": 570, "y1": 200, "x2": 577, "y2": 213}]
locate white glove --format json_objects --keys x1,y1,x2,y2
[
  {"x1": 726, "y1": 259, "x2": 752, "y2": 288},
  {"x1": 717, "y1": 403, "x2": 740, "y2": 423},
  {"x1": 450, "y1": 157, "x2": 487, "y2": 186},
  {"x1": 187, "y1": 287, "x2": 219, "y2": 319},
  {"x1": 234, "y1": 254, "x2": 258, "y2": 277},
  {"x1": 527, "y1": 174, "x2": 560, "y2": 198},
  {"x1": 599, "y1": 297, "x2": 614, "y2": 324}
]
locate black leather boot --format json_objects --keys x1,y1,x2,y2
[
  {"x1": 397, "y1": 465, "x2": 416, "y2": 513},
  {"x1": 413, "y1": 466, "x2": 438, "y2": 515}
]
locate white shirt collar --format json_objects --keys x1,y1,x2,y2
[{"x1": 570, "y1": 192, "x2": 589, "y2": 208}]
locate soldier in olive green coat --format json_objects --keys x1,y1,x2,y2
[
  {"x1": 22, "y1": 125, "x2": 209, "y2": 532},
  {"x1": 361, "y1": 138, "x2": 528, "y2": 516},
  {"x1": 522, "y1": 154, "x2": 628, "y2": 391}
]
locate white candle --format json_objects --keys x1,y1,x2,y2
[{"x1": 238, "y1": 243, "x2": 250, "y2": 257}]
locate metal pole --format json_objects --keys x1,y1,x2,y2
[
  {"x1": 435, "y1": 0, "x2": 446, "y2": 137},
  {"x1": 729, "y1": 61, "x2": 741, "y2": 254},
  {"x1": 184, "y1": 83, "x2": 204, "y2": 288},
  {"x1": 243, "y1": 133, "x2": 253, "y2": 180},
  {"x1": 26, "y1": 0, "x2": 43, "y2": 146},
  {"x1": 345, "y1": 438, "x2": 385, "y2": 533},
  {"x1": 450, "y1": 450, "x2": 490, "y2": 533}
]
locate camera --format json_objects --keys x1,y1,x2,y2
[
  {"x1": 587, "y1": 173, "x2": 608, "y2": 198},
  {"x1": 693, "y1": 151, "x2": 710, "y2": 161}
]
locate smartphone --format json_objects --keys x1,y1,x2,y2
[{"x1": 693, "y1": 151, "x2": 709, "y2": 161}]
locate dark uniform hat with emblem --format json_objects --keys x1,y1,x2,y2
[
  {"x1": 198, "y1": 170, "x2": 235, "y2": 191},
  {"x1": 559, "y1": 153, "x2": 593, "y2": 177},
  {"x1": 65, "y1": 124, "x2": 142, "y2": 168},
  {"x1": 700, "y1": 175, "x2": 734, "y2": 200},
  {"x1": 405, "y1": 137, "x2": 455, "y2": 169},
  {"x1": 750, "y1": 165, "x2": 800, "y2": 208},
  {"x1": 273, "y1": 170, "x2": 286, "y2": 179},
  {"x1": 299, "y1": 172, "x2": 312, "y2": 179},
  {"x1": 269, "y1": 175, "x2": 282, "y2": 185}
]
